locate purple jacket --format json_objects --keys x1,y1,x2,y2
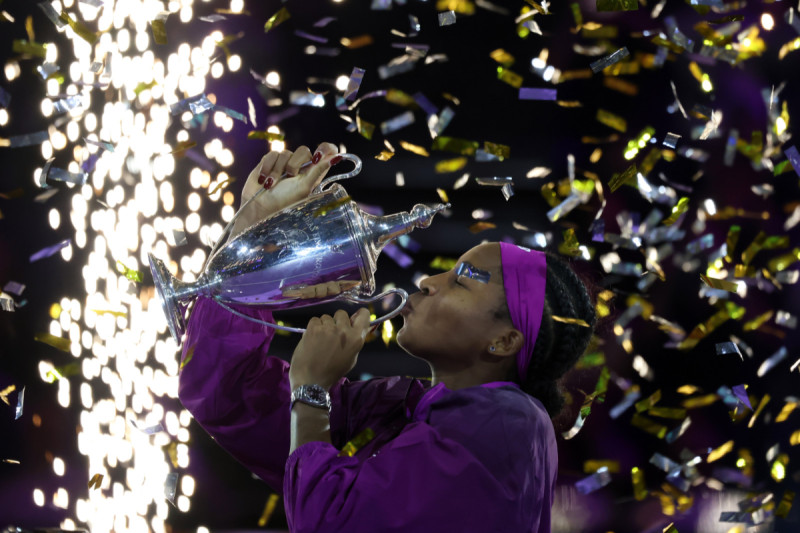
[{"x1": 178, "y1": 297, "x2": 558, "y2": 532}]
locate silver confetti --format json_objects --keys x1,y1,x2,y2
[
  {"x1": 164, "y1": 472, "x2": 179, "y2": 504},
  {"x1": 575, "y1": 467, "x2": 612, "y2": 494},
  {"x1": 0, "y1": 298, "x2": 14, "y2": 312},
  {"x1": 344, "y1": 67, "x2": 366, "y2": 101},
  {"x1": 757, "y1": 346, "x2": 787, "y2": 377},
  {"x1": 715, "y1": 341, "x2": 742, "y2": 358},
  {"x1": 380, "y1": 111, "x2": 415, "y2": 135},
  {"x1": 3, "y1": 281, "x2": 25, "y2": 296},
  {"x1": 590, "y1": 47, "x2": 630, "y2": 73},
  {"x1": 53, "y1": 95, "x2": 84, "y2": 113},
  {"x1": 15, "y1": 387, "x2": 24, "y2": 419},
  {"x1": 663, "y1": 132, "x2": 681, "y2": 149},
  {"x1": 438, "y1": 10, "x2": 456, "y2": 26},
  {"x1": 546, "y1": 194, "x2": 581, "y2": 222},
  {"x1": 775, "y1": 311, "x2": 797, "y2": 329}
]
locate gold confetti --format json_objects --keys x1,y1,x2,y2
[
  {"x1": 469, "y1": 221, "x2": 496, "y2": 234},
  {"x1": 58, "y1": 11, "x2": 98, "y2": 44},
  {"x1": 603, "y1": 77, "x2": 638, "y2": 96},
  {"x1": 356, "y1": 116, "x2": 375, "y2": 140},
  {"x1": 767, "y1": 247, "x2": 800, "y2": 272},
  {"x1": 662, "y1": 197, "x2": 689, "y2": 226},
  {"x1": 635, "y1": 390, "x2": 661, "y2": 413},
  {"x1": 247, "y1": 131, "x2": 285, "y2": 142},
  {"x1": 435, "y1": 157, "x2": 468, "y2": 173},
  {"x1": 681, "y1": 393, "x2": 719, "y2": 409},
  {"x1": 771, "y1": 453, "x2": 789, "y2": 482},
  {"x1": 0, "y1": 384, "x2": 15, "y2": 406},
  {"x1": 584, "y1": 460, "x2": 619, "y2": 473},
  {"x1": 483, "y1": 141, "x2": 510, "y2": 160},
  {"x1": 631, "y1": 413, "x2": 667, "y2": 439},
  {"x1": 596, "y1": 0, "x2": 638, "y2": 11},
  {"x1": 116, "y1": 261, "x2": 144, "y2": 283},
  {"x1": 399, "y1": 140, "x2": 429, "y2": 156},
  {"x1": 552, "y1": 315, "x2": 591, "y2": 327},
  {"x1": 338, "y1": 427, "x2": 376, "y2": 457},
  {"x1": 177, "y1": 345, "x2": 195, "y2": 372},
  {"x1": 134, "y1": 80, "x2": 158, "y2": 96},
  {"x1": 385, "y1": 89, "x2": 417, "y2": 107},
  {"x1": 699, "y1": 274, "x2": 739, "y2": 293},
  {"x1": 707, "y1": 440, "x2": 734, "y2": 463},
  {"x1": 747, "y1": 394, "x2": 769, "y2": 428},
  {"x1": 163, "y1": 441, "x2": 179, "y2": 468},
  {"x1": 432, "y1": 136, "x2": 479, "y2": 156},
  {"x1": 340, "y1": 35, "x2": 374, "y2": 49},
  {"x1": 88, "y1": 473, "x2": 103, "y2": 489},
  {"x1": 743, "y1": 310, "x2": 772, "y2": 331},
  {"x1": 648, "y1": 407, "x2": 687, "y2": 419},
  {"x1": 725, "y1": 225, "x2": 741, "y2": 263},
  {"x1": 151, "y1": 12, "x2": 168, "y2": 45},
  {"x1": 169, "y1": 140, "x2": 197, "y2": 155},
  {"x1": 264, "y1": 6, "x2": 290, "y2": 33},
  {"x1": 558, "y1": 228, "x2": 581, "y2": 257},
  {"x1": 208, "y1": 177, "x2": 235, "y2": 196},
  {"x1": 740, "y1": 231, "x2": 766, "y2": 265},
  {"x1": 490, "y1": 48, "x2": 515, "y2": 67},
  {"x1": 677, "y1": 303, "x2": 743, "y2": 350},
  {"x1": 596, "y1": 109, "x2": 627, "y2": 132},
  {"x1": 608, "y1": 164, "x2": 637, "y2": 192},
  {"x1": 375, "y1": 150, "x2": 395, "y2": 161},
  {"x1": 776, "y1": 490, "x2": 794, "y2": 518},
  {"x1": 90, "y1": 309, "x2": 128, "y2": 318},
  {"x1": 258, "y1": 494, "x2": 280, "y2": 527},
  {"x1": 12, "y1": 39, "x2": 47, "y2": 57},
  {"x1": 632, "y1": 466, "x2": 647, "y2": 500},
  {"x1": 497, "y1": 67, "x2": 523, "y2": 88},
  {"x1": 34, "y1": 332, "x2": 71, "y2": 352}
]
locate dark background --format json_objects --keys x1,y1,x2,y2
[{"x1": 1, "y1": 0, "x2": 800, "y2": 531}]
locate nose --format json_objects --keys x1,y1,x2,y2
[{"x1": 418, "y1": 273, "x2": 442, "y2": 296}]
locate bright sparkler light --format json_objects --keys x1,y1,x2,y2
[{"x1": 6, "y1": 1, "x2": 249, "y2": 531}]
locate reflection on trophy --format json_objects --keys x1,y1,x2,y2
[{"x1": 148, "y1": 154, "x2": 450, "y2": 344}]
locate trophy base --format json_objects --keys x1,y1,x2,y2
[{"x1": 148, "y1": 253, "x2": 189, "y2": 344}]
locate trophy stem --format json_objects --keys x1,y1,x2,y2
[{"x1": 148, "y1": 253, "x2": 199, "y2": 343}]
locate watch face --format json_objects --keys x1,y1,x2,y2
[{"x1": 307, "y1": 386, "x2": 325, "y2": 403}]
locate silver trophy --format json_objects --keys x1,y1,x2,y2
[{"x1": 148, "y1": 153, "x2": 449, "y2": 343}]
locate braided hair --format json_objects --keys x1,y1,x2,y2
[{"x1": 495, "y1": 252, "x2": 597, "y2": 418}]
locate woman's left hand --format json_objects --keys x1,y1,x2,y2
[{"x1": 289, "y1": 308, "x2": 372, "y2": 391}]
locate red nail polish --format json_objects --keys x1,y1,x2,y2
[
  {"x1": 330, "y1": 155, "x2": 343, "y2": 165},
  {"x1": 312, "y1": 152, "x2": 322, "y2": 165},
  {"x1": 258, "y1": 173, "x2": 267, "y2": 185},
  {"x1": 263, "y1": 176, "x2": 274, "y2": 190}
]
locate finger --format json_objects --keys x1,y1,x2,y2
[
  {"x1": 320, "y1": 314, "x2": 335, "y2": 326},
  {"x1": 285, "y1": 145, "x2": 312, "y2": 176},
  {"x1": 312, "y1": 142, "x2": 338, "y2": 163},
  {"x1": 271, "y1": 150, "x2": 293, "y2": 180},
  {"x1": 324, "y1": 281, "x2": 342, "y2": 296},
  {"x1": 338, "y1": 280, "x2": 361, "y2": 292},
  {"x1": 253, "y1": 151, "x2": 279, "y2": 186},
  {"x1": 351, "y1": 308, "x2": 372, "y2": 337},
  {"x1": 299, "y1": 158, "x2": 332, "y2": 192},
  {"x1": 306, "y1": 316, "x2": 321, "y2": 330},
  {"x1": 333, "y1": 308, "x2": 351, "y2": 328}
]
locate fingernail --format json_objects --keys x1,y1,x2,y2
[
  {"x1": 312, "y1": 152, "x2": 322, "y2": 165},
  {"x1": 330, "y1": 155, "x2": 343, "y2": 165},
  {"x1": 258, "y1": 173, "x2": 267, "y2": 185},
  {"x1": 369, "y1": 324, "x2": 379, "y2": 333},
  {"x1": 263, "y1": 176, "x2": 274, "y2": 190}
]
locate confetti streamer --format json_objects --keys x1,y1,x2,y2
[
  {"x1": 30, "y1": 239, "x2": 71, "y2": 262},
  {"x1": 338, "y1": 427, "x2": 376, "y2": 457},
  {"x1": 518, "y1": 87, "x2": 557, "y2": 100},
  {"x1": 590, "y1": 47, "x2": 630, "y2": 73},
  {"x1": 164, "y1": 472, "x2": 179, "y2": 504},
  {"x1": 344, "y1": 67, "x2": 366, "y2": 101},
  {"x1": 34, "y1": 332, "x2": 71, "y2": 352},
  {"x1": 438, "y1": 11, "x2": 457, "y2": 26},
  {"x1": 258, "y1": 493, "x2": 281, "y2": 527},
  {"x1": 575, "y1": 466, "x2": 612, "y2": 494},
  {"x1": 380, "y1": 111, "x2": 415, "y2": 135},
  {"x1": 756, "y1": 346, "x2": 787, "y2": 377},
  {"x1": 264, "y1": 6, "x2": 290, "y2": 33},
  {"x1": 14, "y1": 387, "x2": 24, "y2": 419},
  {"x1": 88, "y1": 473, "x2": 103, "y2": 489},
  {"x1": 58, "y1": 11, "x2": 98, "y2": 44},
  {"x1": 151, "y1": 12, "x2": 169, "y2": 44}
]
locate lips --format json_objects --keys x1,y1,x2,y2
[{"x1": 401, "y1": 298, "x2": 415, "y2": 315}]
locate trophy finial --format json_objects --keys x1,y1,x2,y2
[{"x1": 409, "y1": 203, "x2": 451, "y2": 229}]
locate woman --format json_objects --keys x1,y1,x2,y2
[{"x1": 178, "y1": 143, "x2": 597, "y2": 533}]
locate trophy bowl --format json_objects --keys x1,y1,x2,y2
[{"x1": 148, "y1": 153, "x2": 449, "y2": 344}]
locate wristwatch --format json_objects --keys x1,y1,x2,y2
[{"x1": 291, "y1": 384, "x2": 331, "y2": 413}]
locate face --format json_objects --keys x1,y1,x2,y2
[{"x1": 396, "y1": 242, "x2": 513, "y2": 371}]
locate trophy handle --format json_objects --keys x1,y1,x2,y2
[
  {"x1": 312, "y1": 153, "x2": 363, "y2": 194},
  {"x1": 210, "y1": 287, "x2": 408, "y2": 334}
]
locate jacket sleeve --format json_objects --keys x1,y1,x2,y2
[
  {"x1": 283, "y1": 419, "x2": 537, "y2": 533},
  {"x1": 177, "y1": 296, "x2": 296, "y2": 490},
  {"x1": 177, "y1": 297, "x2": 393, "y2": 491}
]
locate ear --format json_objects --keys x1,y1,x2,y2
[{"x1": 489, "y1": 327, "x2": 525, "y2": 357}]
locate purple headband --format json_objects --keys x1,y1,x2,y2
[{"x1": 499, "y1": 243, "x2": 547, "y2": 381}]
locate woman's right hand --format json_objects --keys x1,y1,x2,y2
[{"x1": 228, "y1": 142, "x2": 340, "y2": 241}]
